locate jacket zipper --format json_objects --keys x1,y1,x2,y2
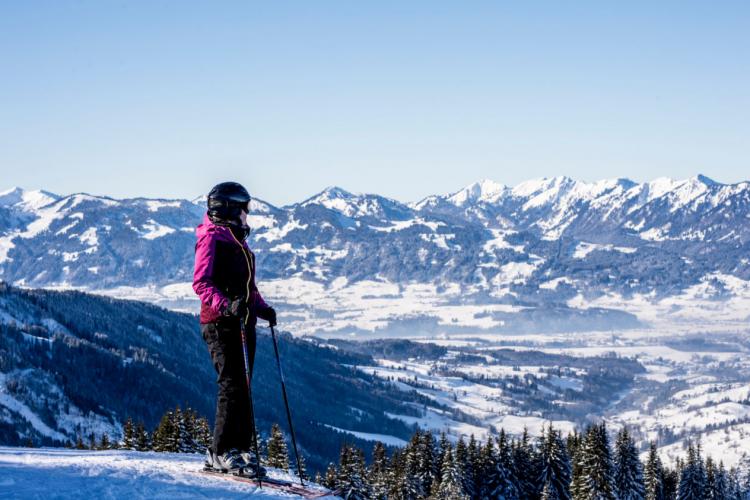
[{"x1": 229, "y1": 230, "x2": 254, "y2": 324}]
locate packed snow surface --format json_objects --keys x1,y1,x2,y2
[{"x1": 0, "y1": 447, "x2": 337, "y2": 499}]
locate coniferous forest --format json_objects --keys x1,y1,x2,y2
[{"x1": 81, "y1": 405, "x2": 750, "y2": 500}]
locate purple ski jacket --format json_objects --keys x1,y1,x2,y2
[{"x1": 193, "y1": 214, "x2": 268, "y2": 324}]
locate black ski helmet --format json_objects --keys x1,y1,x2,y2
[{"x1": 207, "y1": 182, "x2": 251, "y2": 222}]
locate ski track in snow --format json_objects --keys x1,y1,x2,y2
[{"x1": 0, "y1": 447, "x2": 336, "y2": 499}]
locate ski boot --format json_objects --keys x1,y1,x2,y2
[
  {"x1": 239, "y1": 450, "x2": 267, "y2": 478},
  {"x1": 203, "y1": 449, "x2": 214, "y2": 471},
  {"x1": 204, "y1": 448, "x2": 246, "y2": 474}
]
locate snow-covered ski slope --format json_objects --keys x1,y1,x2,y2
[{"x1": 0, "y1": 447, "x2": 337, "y2": 499}]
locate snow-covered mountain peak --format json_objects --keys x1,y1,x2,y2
[
  {"x1": 515, "y1": 176, "x2": 578, "y2": 210},
  {"x1": 692, "y1": 174, "x2": 719, "y2": 186},
  {"x1": 57, "y1": 193, "x2": 119, "y2": 210},
  {"x1": 0, "y1": 186, "x2": 24, "y2": 205},
  {"x1": 321, "y1": 185, "x2": 354, "y2": 198},
  {"x1": 248, "y1": 198, "x2": 275, "y2": 213},
  {"x1": 511, "y1": 176, "x2": 575, "y2": 199},
  {"x1": 0, "y1": 187, "x2": 60, "y2": 211},
  {"x1": 447, "y1": 179, "x2": 508, "y2": 206},
  {"x1": 565, "y1": 177, "x2": 632, "y2": 198},
  {"x1": 659, "y1": 175, "x2": 722, "y2": 212},
  {"x1": 191, "y1": 194, "x2": 207, "y2": 206},
  {"x1": 625, "y1": 175, "x2": 719, "y2": 210},
  {"x1": 300, "y1": 186, "x2": 354, "y2": 207},
  {"x1": 297, "y1": 186, "x2": 407, "y2": 219},
  {"x1": 641, "y1": 177, "x2": 683, "y2": 202},
  {"x1": 592, "y1": 177, "x2": 637, "y2": 190}
]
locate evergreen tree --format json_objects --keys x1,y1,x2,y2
[
  {"x1": 663, "y1": 465, "x2": 679, "y2": 500},
  {"x1": 195, "y1": 416, "x2": 212, "y2": 451},
  {"x1": 336, "y1": 444, "x2": 370, "y2": 500},
  {"x1": 575, "y1": 422, "x2": 615, "y2": 500},
  {"x1": 613, "y1": 427, "x2": 645, "y2": 500},
  {"x1": 644, "y1": 442, "x2": 665, "y2": 500},
  {"x1": 181, "y1": 408, "x2": 199, "y2": 453},
  {"x1": 570, "y1": 430, "x2": 587, "y2": 500},
  {"x1": 490, "y1": 448, "x2": 519, "y2": 499},
  {"x1": 431, "y1": 432, "x2": 450, "y2": 495},
  {"x1": 704, "y1": 458, "x2": 727, "y2": 500},
  {"x1": 677, "y1": 442, "x2": 706, "y2": 500},
  {"x1": 497, "y1": 429, "x2": 520, "y2": 498},
  {"x1": 467, "y1": 434, "x2": 481, "y2": 498},
  {"x1": 741, "y1": 459, "x2": 750, "y2": 498},
  {"x1": 98, "y1": 433, "x2": 111, "y2": 450},
  {"x1": 135, "y1": 422, "x2": 150, "y2": 452},
  {"x1": 172, "y1": 406, "x2": 196, "y2": 453},
  {"x1": 567, "y1": 430, "x2": 582, "y2": 464},
  {"x1": 88, "y1": 432, "x2": 97, "y2": 450},
  {"x1": 398, "y1": 430, "x2": 423, "y2": 499},
  {"x1": 435, "y1": 446, "x2": 469, "y2": 500},
  {"x1": 455, "y1": 437, "x2": 474, "y2": 498},
  {"x1": 164, "y1": 409, "x2": 180, "y2": 452},
  {"x1": 322, "y1": 462, "x2": 338, "y2": 490},
  {"x1": 152, "y1": 412, "x2": 175, "y2": 452},
  {"x1": 75, "y1": 434, "x2": 85, "y2": 450},
  {"x1": 479, "y1": 436, "x2": 498, "y2": 499},
  {"x1": 369, "y1": 441, "x2": 389, "y2": 500},
  {"x1": 715, "y1": 462, "x2": 729, "y2": 500},
  {"x1": 386, "y1": 448, "x2": 406, "y2": 499},
  {"x1": 537, "y1": 425, "x2": 572, "y2": 500},
  {"x1": 705, "y1": 457, "x2": 716, "y2": 500},
  {"x1": 266, "y1": 423, "x2": 290, "y2": 471},
  {"x1": 122, "y1": 417, "x2": 135, "y2": 450},
  {"x1": 726, "y1": 466, "x2": 745, "y2": 500},
  {"x1": 513, "y1": 428, "x2": 537, "y2": 499},
  {"x1": 297, "y1": 453, "x2": 309, "y2": 481},
  {"x1": 418, "y1": 430, "x2": 437, "y2": 496}
]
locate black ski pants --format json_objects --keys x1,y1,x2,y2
[{"x1": 201, "y1": 319, "x2": 256, "y2": 456}]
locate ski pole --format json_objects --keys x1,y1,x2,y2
[
  {"x1": 240, "y1": 319, "x2": 263, "y2": 487},
  {"x1": 270, "y1": 325, "x2": 304, "y2": 486}
]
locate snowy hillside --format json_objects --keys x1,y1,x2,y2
[
  {"x1": 0, "y1": 285, "x2": 440, "y2": 472},
  {"x1": 0, "y1": 446, "x2": 336, "y2": 499},
  {"x1": 328, "y1": 327, "x2": 750, "y2": 469},
  {"x1": 2, "y1": 175, "x2": 749, "y2": 337}
]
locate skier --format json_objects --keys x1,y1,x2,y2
[{"x1": 193, "y1": 181, "x2": 277, "y2": 474}]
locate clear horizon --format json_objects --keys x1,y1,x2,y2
[
  {"x1": 1, "y1": 172, "x2": 743, "y2": 207},
  {"x1": 1, "y1": 1, "x2": 748, "y2": 206}
]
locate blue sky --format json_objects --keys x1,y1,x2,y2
[{"x1": 0, "y1": 1, "x2": 748, "y2": 205}]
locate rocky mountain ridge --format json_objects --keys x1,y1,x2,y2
[{"x1": 0, "y1": 176, "x2": 746, "y2": 299}]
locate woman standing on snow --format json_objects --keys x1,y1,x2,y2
[{"x1": 193, "y1": 181, "x2": 276, "y2": 474}]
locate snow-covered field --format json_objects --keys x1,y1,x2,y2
[
  {"x1": 338, "y1": 325, "x2": 750, "y2": 468},
  {"x1": 0, "y1": 447, "x2": 335, "y2": 499},
  {"x1": 356, "y1": 358, "x2": 576, "y2": 441},
  {"x1": 57, "y1": 275, "x2": 750, "y2": 340}
]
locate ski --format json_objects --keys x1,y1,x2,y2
[{"x1": 199, "y1": 468, "x2": 338, "y2": 499}]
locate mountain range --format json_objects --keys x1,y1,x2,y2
[{"x1": 1, "y1": 175, "x2": 748, "y2": 336}]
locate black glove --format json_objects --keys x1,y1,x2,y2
[
  {"x1": 223, "y1": 297, "x2": 247, "y2": 319},
  {"x1": 258, "y1": 306, "x2": 277, "y2": 327}
]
